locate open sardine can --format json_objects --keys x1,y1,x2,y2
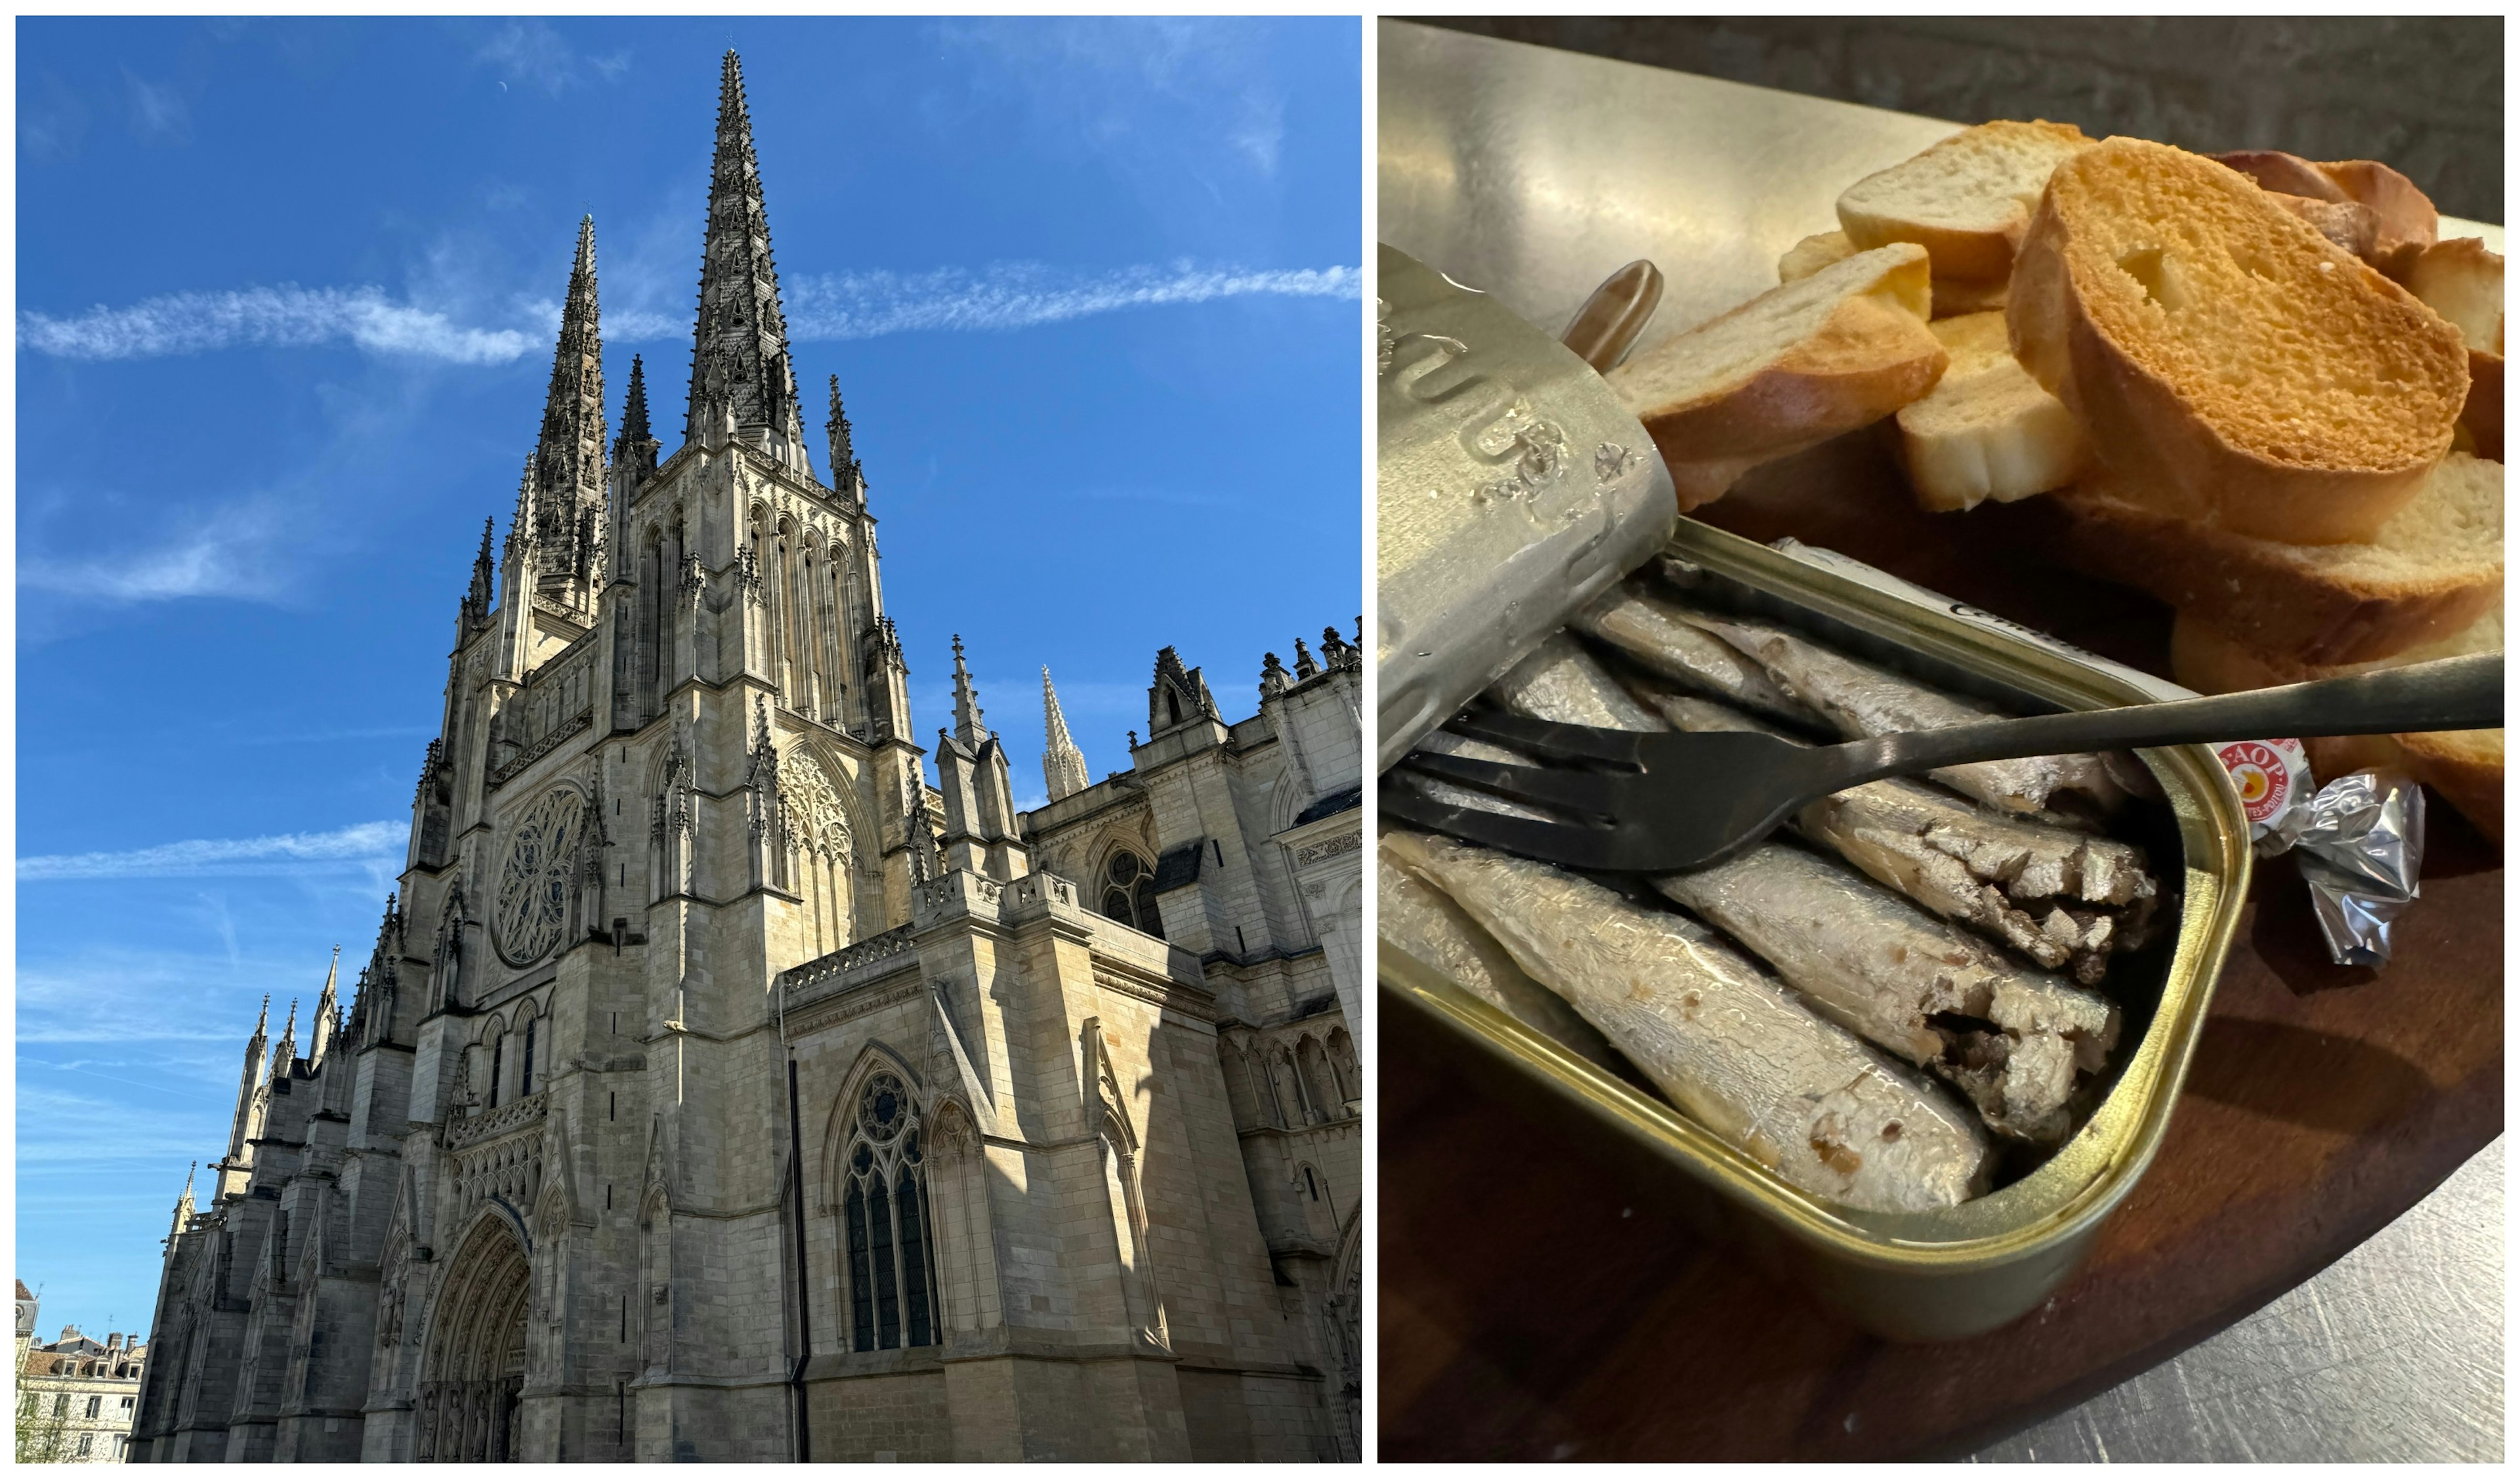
[{"x1": 1379, "y1": 517, "x2": 2253, "y2": 1342}]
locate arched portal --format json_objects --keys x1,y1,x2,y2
[{"x1": 416, "y1": 1212, "x2": 532, "y2": 1462}]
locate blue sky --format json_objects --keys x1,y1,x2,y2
[{"x1": 15, "y1": 16, "x2": 1361, "y2": 1340}]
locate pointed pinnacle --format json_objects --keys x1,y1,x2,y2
[
  {"x1": 1041, "y1": 667, "x2": 1074, "y2": 741},
  {"x1": 620, "y1": 356, "x2": 651, "y2": 444},
  {"x1": 254, "y1": 995, "x2": 270, "y2": 1035}
]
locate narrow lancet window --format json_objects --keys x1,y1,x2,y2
[{"x1": 838, "y1": 1072, "x2": 943, "y2": 1352}]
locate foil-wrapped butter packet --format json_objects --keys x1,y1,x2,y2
[{"x1": 2293, "y1": 771, "x2": 2427, "y2": 967}]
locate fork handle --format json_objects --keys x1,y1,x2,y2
[{"x1": 1844, "y1": 652, "x2": 2504, "y2": 781}]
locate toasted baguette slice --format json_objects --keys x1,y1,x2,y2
[
  {"x1": 2321, "y1": 159, "x2": 2441, "y2": 278},
  {"x1": 2268, "y1": 192, "x2": 2380, "y2": 259},
  {"x1": 2404, "y1": 238, "x2": 2504, "y2": 354},
  {"x1": 1607, "y1": 243, "x2": 1946, "y2": 511},
  {"x1": 2213, "y1": 151, "x2": 2439, "y2": 276},
  {"x1": 1895, "y1": 312, "x2": 2086, "y2": 511},
  {"x1": 1836, "y1": 120, "x2": 2095, "y2": 282},
  {"x1": 2009, "y1": 138, "x2": 2469, "y2": 546},
  {"x1": 2045, "y1": 451, "x2": 2503, "y2": 665},
  {"x1": 2462, "y1": 350, "x2": 2503, "y2": 461},
  {"x1": 1778, "y1": 230, "x2": 1858, "y2": 283},
  {"x1": 2172, "y1": 609, "x2": 2503, "y2": 843}
]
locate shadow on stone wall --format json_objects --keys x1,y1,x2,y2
[{"x1": 1419, "y1": 16, "x2": 2504, "y2": 222}]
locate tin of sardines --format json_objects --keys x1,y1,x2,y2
[{"x1": 1380, "y1": 517, "x2": 2251, "y2": 1342}]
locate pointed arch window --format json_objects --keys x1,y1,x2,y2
[
  {"x1": 521, "y1": 1019, "x2": 537, "y2": 1097},
  {"x1": 839, "y1": 1072, "x2": 940, "y2": 1352},
  {"x1": 1099, "y1": 851, "x2": 1164, "y2": 940}
]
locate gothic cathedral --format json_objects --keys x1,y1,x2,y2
[{"x1": 129, "y1": 53, "x2": 1362, "y2": 1463}]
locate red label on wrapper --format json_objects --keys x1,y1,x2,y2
[{"x1": 2217, "y1": 739, "x2": 2305, "y2": 829}]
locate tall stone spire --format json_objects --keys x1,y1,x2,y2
[
  {"x1": 1041, "y1": 667, "x2": 1089, "y2": 802},
  {"x1": 524, "y1": 215, "x2": 608, "y2": 608},
  {"x1": 686, "y1": 51, "x2": 805, "y2": 459},
  {"x1": 950, "y1": 636, "x2": 988, "y2": 747}
]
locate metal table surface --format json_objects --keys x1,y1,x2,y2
[{"x1": 1377, "y1": 20, "x2": 2505, "y2": 1463}]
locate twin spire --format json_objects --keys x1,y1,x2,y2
[
  {"x1": 478, "y1": 51, "x2": 849, "y2": 615},
  {"x1": 686, "y1": 50, "x2": 805, "y2": 452},
  {"x1": 503, "y1": 214, "x2": 608, "y2": 614}
]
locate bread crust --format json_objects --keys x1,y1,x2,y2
[
  {"x1": 1615, "y1": 252, "x2": 1948, "y2": 512},
  {"x1": 1930, "y1": 276, "x2": 2010, "y2": 318},
  {"x1": 2212, "y1": 151, "x2": 2438, "y2": 277},
  {"x1": 2010, "y1": 138, "x2": 2467, "y2": 546},
  {"x1": 2463, "y1": 350, "x2": 2504, "y2": 461},
  {"x1": 2042, "y1": 485, "x2": 2502, "y2": 665},
  {"x1": 1837, "y1": 119, "x2": 2093, "y2": 282},
  {"x1": 2267, "y1": 192, "x2": 2380, "y2": 260}
]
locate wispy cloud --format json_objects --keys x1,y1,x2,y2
[
  {"x1": 936, "y1": 17, "x2": 1292, "y2": 178},
  {"x1": 785, "y1": 260, "x2": 1358, "y2": 341},
  {"x1": 22, "y1": 260, "x2": 1357, "y2": 365},
  {"x1": 19, "y1": 285, "x2": 536, "y2": 364},
  {"x1": 22, "y1": 821, "x2": 402, "y2": 881},
  {"x1": 17, "y1": 493, "x2": 292, "y2": 602},
  {"x1": 474, "y1": 20, "x2": 630, "y2": 96},
  {"x1": 122, "y1": 68, "x2": 190, "y2": 144}
]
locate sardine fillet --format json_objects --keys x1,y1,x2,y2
[
  {"x1": 1575, "y1": 588, "x2": 1819, "y2": 724},
  {"x1": 1379, "y1": 832, "x2": 1626, "y2": 1071},
  {"x1": 1387, "y1": 830, "x2": 1994, "y2": 1213},
  {"x1": 1648, "y1": 690, "x2": 2160, "y2": 984},
  {"x1": 1492, "y1": 640, "x2": 2117, "y2": 1144},
  {"x1": 1652, "y1": 844, "x2": 2120, "y2": 1144},
  {"x1": 1603, "y1": 573, "x2": 2126, "y2": 816}
]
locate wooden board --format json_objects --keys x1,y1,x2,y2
[{"x1": 1376, "y1": 433, "x2": 2506, "y2": 1461}]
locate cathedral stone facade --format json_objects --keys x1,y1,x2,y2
[{"x1": 126, "y1": 52, "x2": 1360, "y2": 1464}]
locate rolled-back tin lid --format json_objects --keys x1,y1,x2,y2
[{"x1": 1376, "y1": 244, "x2": 1677, "y2": 772}]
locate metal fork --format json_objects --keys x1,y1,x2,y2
[{"x1": 1383, "y1": 652, "x2": 2503, "y2": 874}]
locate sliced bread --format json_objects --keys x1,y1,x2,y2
[
  {"x1": 1929, "y1": 274, "x2": 2011, "y2": 318},
  {"x1": 2009, "y1": 137, "x2": 2470, "y2": 546},
  {"x1": 1606, "y1": 242, "x2": 1946, "y2": 511},
  {"x1": 2213, "y1": 150, "x2": 2439, "y2": 276},
  {"x1": 2404, "y1": 238, "x2": 2504, "y2": 354},
  {"x1": 1836, "y1": 120, "x2": 2095, "y2": 282},
  {"x1": 2044, "y1": 450, "x2": 2503, "y2": 665},
  {"x1": 1778, "y1": 229, "x2": 1858, "y2": 283},
  {"x1": 2172, "y1": 608, "x2": 2503, "y2": 842},
  {"x1": 2267, "y1": 193, "x2": 2381, "y2": 260},
  {"x1": 1895, "y1": 311, "x2": 2086, "y2": 511},
  {"x1": 1779, "y1": 230, "x2": 2012, "y2": 319},
  {"x1": 2462, "y1": 349, "x2": 2503, "y2": 461}
]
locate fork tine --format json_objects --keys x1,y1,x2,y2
[
  {"x1": 1447, "y1": 710, "x2": 1647, "y2": 767},
  {"x1": 1399, "y1": 750, "x2": 1621, "y2": 816},
  {"x1": 1381, "y1": 780, "x2": 1633, "y2": 871}
]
